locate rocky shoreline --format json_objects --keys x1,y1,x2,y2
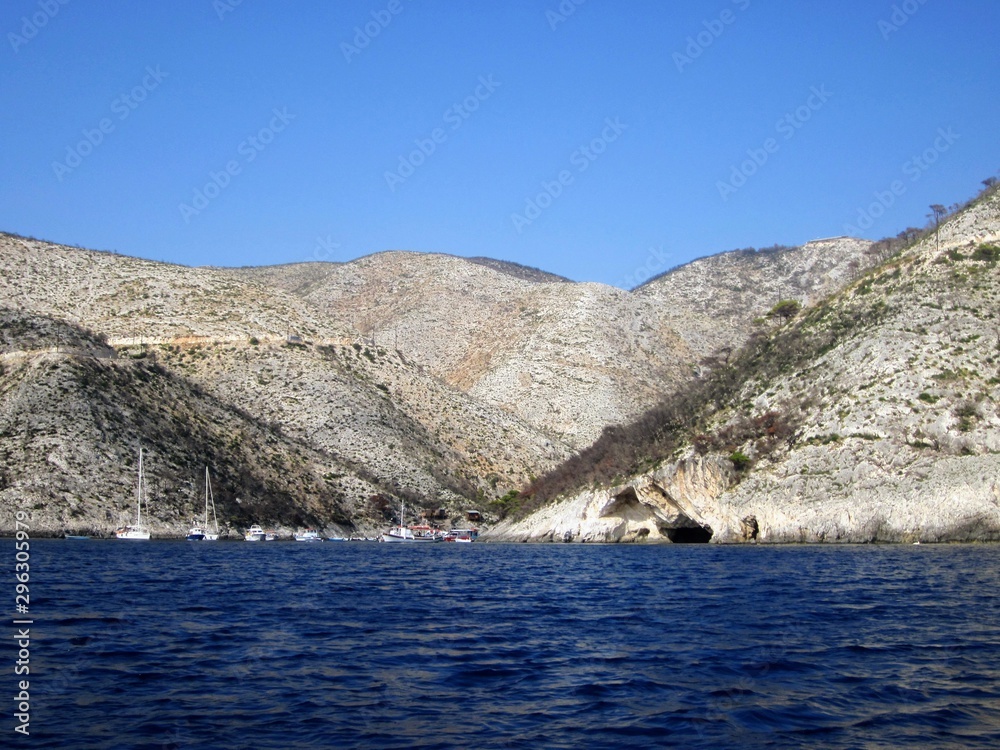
[{"x1": 482, "y1": 453, "x2": 1000, "y2": 545}]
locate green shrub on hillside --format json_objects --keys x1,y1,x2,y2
[
  {"x1": 490, "y1": 490, "x2": 521, "y2": 519},
  {"x1": 973, "y1": 244, "x2": 1000, "y2": 262},
  {"x1": 729, "y1": 451, "x2": 752, "y2": 471},
  {"x1": 767, "y1": 299, "x2": 802, "y2": 321}
]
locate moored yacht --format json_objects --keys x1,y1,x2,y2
[{"x1": 245, "y1": 524, "x2": 266, "y2": 542}]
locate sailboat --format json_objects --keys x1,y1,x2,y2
[
  {"x1": 187, "y1": 467, "x2": 220, "y2": 541},
  {"x1": 116, "y1": 448, "x2": 152, "y2": 540}
]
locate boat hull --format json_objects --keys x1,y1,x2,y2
[
  {"x1": 245, "y1": 524, "x2": 266, "y2": 542},
  {"x1": 116, "y1": 527, "x2": 151, "y2": 540},
  {"x1": 380, "y1": 532, "x2": 442, "y2": 543}
]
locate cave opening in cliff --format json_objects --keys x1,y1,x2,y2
[{"x1": 665, "y1": 524, "x2": 714, "y2": 543}]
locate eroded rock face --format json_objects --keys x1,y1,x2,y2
[
  {"x1": 485, "y1": 456, "x2": 736, "y2": 543},
  {"x1": 487, "y1": 191, "x2": 1000, "y2": 544},
  {"x1": 484, "y1": 448, "x2": 1000, "y2": 544},
  {"x1": 722, "y1": 446, "x2": 1000, "y2": 543}
]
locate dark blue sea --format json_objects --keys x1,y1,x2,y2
[{"x1": 7, "y1": 540, "x2": 1000, "y2": 749}]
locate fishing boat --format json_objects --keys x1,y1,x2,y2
[
  {"x1": 294, "y1": 529, "x2": 323, "y2": 542},
  {"x1": 264, "y1": 530, "x2": 278, "y2": 541},
  {"x1": 245, "y1": 524, "x2": 266, "y2": 542},
  {"x1": 187, "y1": 467, "x2": 221, "y2": 541},
  {"x1": 116, "y1": 448, "x2": 152, "y2": 540},
  {"x1": 380, "y1": 502, "x2": 442, "y2": 542}
]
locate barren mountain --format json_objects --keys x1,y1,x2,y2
[
  {"x1": 0, "y1": 218, "x2": 884, "y2": 537},
  {"x1": 0, "y1": 234, "x2": 334, "y2": 342},
  {"x1": 229, "y1": 240, "x2": 879, "y2": 446},
  {"x1": 0, "y1": 240, "x2": 573, "y2": 536},
  {"x1": 637, "y1": 237, "x2": 877, "y2": 361},
  {"x1": 0, "y1": 309, "x2": 368, "y2": 537},
  {"x1": 488, "y1": 187, "x2": 1000, "y2": 544}
]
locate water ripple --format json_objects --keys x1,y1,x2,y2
[{"x1": 17, "y1": 541, "x2": 1000, "y2": 748}]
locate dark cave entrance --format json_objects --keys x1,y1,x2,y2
[{"x1": 665, "y1": 525, "x2": 714, "y2": 543}]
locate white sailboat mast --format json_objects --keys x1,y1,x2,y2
[
  {"x1": 206, "y1": 466, "x2": 219, "y2": 532},
  {"x1": 204, "y1": 466, "x2": 209, "y2": 528},
  {"x1": 137, "y1": 447, "x2": 144, "y2": 527}
]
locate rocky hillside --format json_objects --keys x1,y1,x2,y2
[
  {"x1": 225, "y1": 252, "x2": 689, "y2": 446},
  {"x1": 0, "y1": 221, "x2": 885, "y2": 537},
  {"x1": 637, "y1": 237, "x2": 877, "y2": 362},
  {"x1": 0, "y1": 308, "x2": 569, "y2": 537},
  {"x1": 228, "y1": 240, "x2": 880, "y2": 446},
  {"x1": 0, "y1": 238, "x2": 573, "y2": 536},
  {"x1": 487, "y1": 188, "x2": 1000, "y2": 544},
  {"x1": 0, "y1": 309, "x2": 365, "y2": 537},
  {"x1": 0, "y1": 234, "x2": 334, "y2": 342}
]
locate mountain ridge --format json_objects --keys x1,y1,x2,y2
[
  {"x1": 0, "y1": 202, "x2": 953, "y2": 537},
  {"x1": 487, "y1": 186, "x2": 1000, "y2": 543}
]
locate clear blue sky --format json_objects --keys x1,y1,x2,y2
[{"x1": 2, "y1": 0, "x2": 997, "y2": 288}]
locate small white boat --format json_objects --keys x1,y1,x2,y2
[
  {"x1": 294, "y1": 529, "x2": 323, "y2": 542},
  {"x1": 381, "y1": 525, "x2": 416, "y2": 542},
  {"x1": 264, "y1": 530, "x2": 278, "y2": 542},
  {"x1": 443, "y1": 528, "x2": 478, "y2": 543},
  {"x1": 116, "y1": 448, "x2": 151, "y2": 540},
  {"x1": 188, "y1": 467, "x2": 221, "y2": 541},
  {"x1": 380, "y1": 503, "x2": 443, "y2": 542},
  {"x1": 116, "y1": 526, "x2": 151, "y2": 540},
  {"x1": 245, "y1": 524, "x2": 266, "y2": 542}
]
